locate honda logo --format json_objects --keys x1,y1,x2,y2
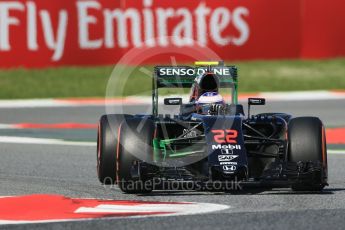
[{"x1": 223, "y1": 165, "x2": 236, "y2": 171}]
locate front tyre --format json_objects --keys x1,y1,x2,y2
[
  {"x1": 97, "y1": 114, "x2": 129, "y2": 185},
  {"x1": 117, "y1": 118, "x2": 155, "y2": 194},
  {"x1": 288, "y1": 117, "x2": 328, "y2": 191}
]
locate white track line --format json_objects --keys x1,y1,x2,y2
[
  {"x1": 0, "y1": 91, "x2": 344, "y2": 108},
  {"x1": 0, "y1": 124, "x2": 16, "y2": 129},
  {"x1": 0, "y1": 136, "x2": 95, "y2": 147},
  {"x1": 328, "y1": 149, "x2": 345, "y2": 154},
  {"x1": 0, "y1": 99, "x2": 57, "y2": 108},
  {"x1": 75, "y1": 202, "x2": 229, "y2": 216},
  {"x1": 259, "y1": 91, "x2": 345, "y2": 101}
]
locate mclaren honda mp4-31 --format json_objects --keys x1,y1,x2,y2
[{"x1": 97, "y1": 61, "x2": 328, "y2": 193}]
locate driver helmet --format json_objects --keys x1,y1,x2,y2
[{"x1": 196, "y1": 92, "x2": 224, "y2": 114}]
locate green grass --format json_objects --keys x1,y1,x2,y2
[{"x1": 0, "y1": 59, "x2": 344, "y2": 99}]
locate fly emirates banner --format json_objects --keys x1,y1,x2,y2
[{"x1": 0, "y1": 0, "x2": 344, "y2": 68}]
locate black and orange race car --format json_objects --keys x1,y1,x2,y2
[{"x1": 97, "y1": 61, "x2": 328, "y2": 193}]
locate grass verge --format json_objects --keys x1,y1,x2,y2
[{"x1": 0, "y1": 58, "x2": 344, "y2": 99}]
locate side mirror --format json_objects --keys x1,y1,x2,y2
[
  {"x1": 164, "y1": 97, "x2": 182, "y2": 105},
  {"x1": 248, "y1": 98, "x2": 266, "y2": 118},
  {"x1": 248, "y1": 98, "x2": 265, "y2": 105}
]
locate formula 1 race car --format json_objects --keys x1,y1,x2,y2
[{"x1": 97, "y1": 61, "x2": 328, "y2": 193}]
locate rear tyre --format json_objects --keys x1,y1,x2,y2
[
  {"x1": 288, "y1": 117, "x2": 328, "y2": 191},
  {"x1": 97, "y1": 114, "x2": 130, "y2": 185},
  {"x1": 117, "y1": 118, "x2": 155, "y2": 194}
]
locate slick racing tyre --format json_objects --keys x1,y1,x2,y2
[
  {"x1": 117, "y1": 118, "x2": 155, "y2": 194},
  {"x1": 288, "y1": 117, "x2": 328, "y2": 191},
  {"x1": 97, "y1": 114, "x2": 131, "y2": 185}
]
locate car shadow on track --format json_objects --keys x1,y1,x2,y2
[
  {"x1": 137, "y1": 188, "x2": 277, "y2": 196},
  {"x1": 244, "y1": 187, "x2": 345, "y2": 195},
  {"x1": 137, "y1": 188, "x2": 345, "y2": 196}
]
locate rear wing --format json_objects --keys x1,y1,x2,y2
[
  {"x1": 154, "y1": 66, "x2": 238, "y2": 88},
  {"x1": 151, "y1": 63, "x2": 239, "y2": 116}
]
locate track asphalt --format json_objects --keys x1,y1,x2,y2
[{"x1": 0, "y1": 98, "x2": 344, "y2": 229}]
